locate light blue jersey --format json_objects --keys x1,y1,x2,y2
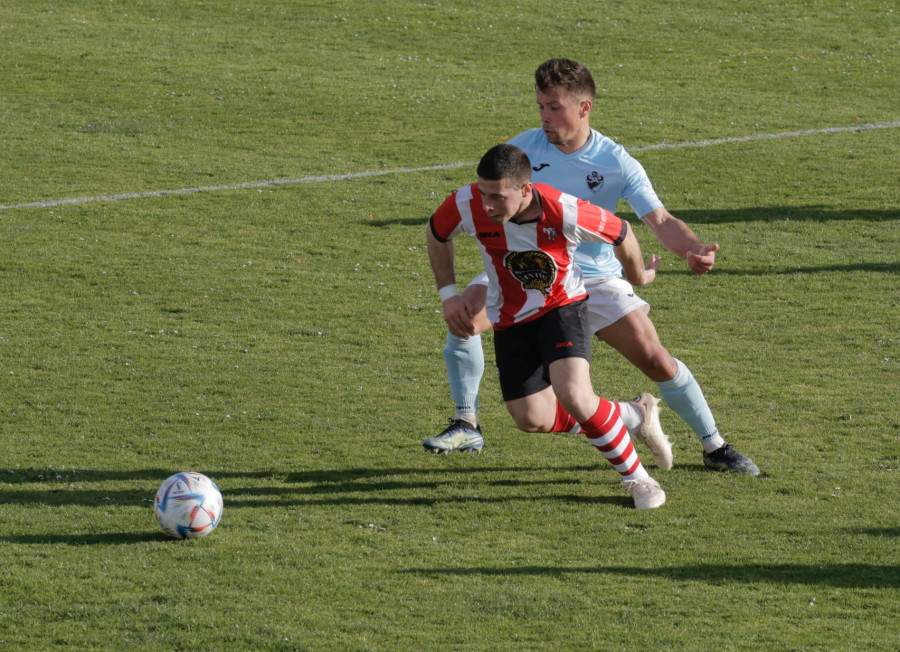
[{"x1": 508, "y1": 128, "x2": 663, "y2": 279}]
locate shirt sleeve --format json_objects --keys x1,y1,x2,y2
[
  {"x1": 618, "y1": 150, "x2": 664, "y2": 220},
  {"x1": 429, "y1": 191, "x2": 464, "y2": 242},
  {"x1": 571, "y1": 199, "x2": 627, "y2": 246}
]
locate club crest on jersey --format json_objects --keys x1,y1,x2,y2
[
  {"x1": 586, "y1": 171, "x2": 604, "y2": 193},
  {"x1": 504, "y1": 250, "x2": 557, "y2": 296},
  {"x1": 542, "y1": 227, "x2": 558, "y2": 241}
]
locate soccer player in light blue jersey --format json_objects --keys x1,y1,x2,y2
[{"x1": 424, "y1": 58, "x2": 759, "y2": 476}]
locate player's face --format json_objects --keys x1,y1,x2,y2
[
  {"x1": 536, "y1": 86, "x2": 592, "y2": 154},
  {"x1": 477, "y1": 177, "x2": 530, "y2": 224}
]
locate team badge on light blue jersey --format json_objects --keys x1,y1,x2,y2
[{"x1": 586, "y1": 171, "x2": 605, "y2": 193}]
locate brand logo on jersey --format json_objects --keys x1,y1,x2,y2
[
  {"x1": 532, "y1": 163, "x2": 551, "y2": 172},
  {"x1": 555, "y1": 340, "x2": 574, "y2": 349},
  {"x1": 503, "y1": 250, "x2": 556, "y2": 296},
  {"x1": 586, "y1": 171, "x2": 605, "y2": 193},
  {"x1": 478, "y1": 231, "x2": 502, "y2": 238},
  {"x1": 542, "y1": 227, "x2": 558, "y2": 242}
]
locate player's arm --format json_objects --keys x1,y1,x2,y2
[
  {"x1": 573, "y1": 199, "x2": 659, "y2": 286},
  {"x1": 641, "y1": 206, "x2": 719, "y2": 276},
  {"x1": 426, "y1": 221, "x2": 476, "y2": 338},
  {"x1": 613, "y1": 221, "x2": 658, "y2": 287}
]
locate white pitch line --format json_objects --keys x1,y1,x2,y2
[
  {"x1": 0, "y1": 162, "x2": 471, "y2": 212},
  {"x1": 1, "y1": 121, "x2": 898, "y2": 212},
  {"x1": 629, "y1": 121, "x2": 900, "y2": 152}
]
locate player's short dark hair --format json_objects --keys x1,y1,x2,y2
[
  {"x1": 477, "y1": 144, "x2": 532, "y2": 187},
  {"x1": 535, "y1": 58, "x2": 596, "y2": 100}
]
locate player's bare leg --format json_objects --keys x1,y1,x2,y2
[
  {"x1": 597, "y1": 309, "x2": 759, "y2": 475},
  {"x1": 506, "y1": 359, "x2": 665, "y2": 509}
]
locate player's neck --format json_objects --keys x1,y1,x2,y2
[
  {"x1": 554, "y1": 125, "x2": 592, "y2": 155},
  {"x1": 511, "y1": 191, "x2": 542, "y2": 224}
]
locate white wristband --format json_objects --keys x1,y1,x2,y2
[{"x1": 438, "y1": 284, "x2": 459, "y2": 302}]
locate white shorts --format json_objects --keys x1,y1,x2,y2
[
  {"x1": 467, "y1": 273, "x2": 649, "y2": 333},
  {"x1": 583, "y1": 277, "x2": 649, "y2": 332}
]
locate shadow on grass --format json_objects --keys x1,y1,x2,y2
[
  {"x1": 849, "y1": 527, "x2": 900, "y2": 538},
  {"x1": 0, "y1": 468, "x2": 278, "y2": 484},
  {"x1": 223, "y1": 492, "x2": 629, "y2": 509},
  {"x1": 0, "y1": 464, "x2": 631, "y2": 544},
  {"x1": 668, "y1": 206, "x2": 900, "y2": 225},
  {"x1": 282, "y1": 464, "x2": 598, "y2": 483},
  {"x1": 696, "y1": 261, "x2": 899, "y2": 276},
  {"x1": 404, "y1": 563, "x2": 900, "y2": 589},
  {"x1": 370, "y1": 206, "x2": 900, "y2": 229},
  {"x1": 0, "y1": 467, "x2": 285, "y2": 508},
  {"x1": 0, "y1": 464, "x2": 614, "y2": 509},
  {"x1": 0, "y1": 532, "x2": 166, "y2": 546}
]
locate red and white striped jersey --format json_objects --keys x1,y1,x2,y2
[{"x1": 429, "y1": 182, "x2": 627, "y2": 330}]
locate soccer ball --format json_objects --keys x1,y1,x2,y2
[{"x1": 154, "y1": 472, "x2": 223, "y2": 539}]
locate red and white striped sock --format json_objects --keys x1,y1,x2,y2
[
  {"x1": 580, "y1": 399, "x2": 648, "y2": 482},
  {"x1": 551, "y1": 401, "x2": 582, "y2": 434}
]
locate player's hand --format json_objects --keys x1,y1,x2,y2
[
  {"x1": 442, "y1": 295, "x2": 476, "y2": 339},
  {"x1": 687, "y1": 243, "x2": 718, "y2": 275},
  {"x1": 638, "y1": 253, "x2": 660, "y2": 286}
]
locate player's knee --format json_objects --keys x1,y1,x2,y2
[
  {"x1": 512, "y1": 417, "x2": 545, "y2": 433},
  {"x1": 507, "y1": 408, "x2": 551, "y2": 433},
  {"x1": 637, "y1": 348, "x2": 678, "y2": 380}
]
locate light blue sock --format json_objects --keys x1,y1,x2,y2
[
  {"x1": 656, "y1": 359, "x2": 725, "y2": 453},
  {"x1": 442, "y1": 332, "x2": 484, "y2": 424}
]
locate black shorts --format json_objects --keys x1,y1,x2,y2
[{"x1": 494, "y1": 298, "x2": 592, "y2": 401}]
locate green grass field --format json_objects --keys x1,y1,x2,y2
[{"x1": 1, "y1": 1, "x2": 898, "y2": 649}]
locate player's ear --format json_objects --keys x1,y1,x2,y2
[{"x1": 579, "y1": 98, "x2": 593, "y2": 118}]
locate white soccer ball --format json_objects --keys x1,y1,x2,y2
[{"x1": 154, "y1": 472, "x2": 223, "y2": 539}]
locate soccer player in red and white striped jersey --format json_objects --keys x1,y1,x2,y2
[{"x1": 427, "y1": 144, "x2": 665, "y2": 509}]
